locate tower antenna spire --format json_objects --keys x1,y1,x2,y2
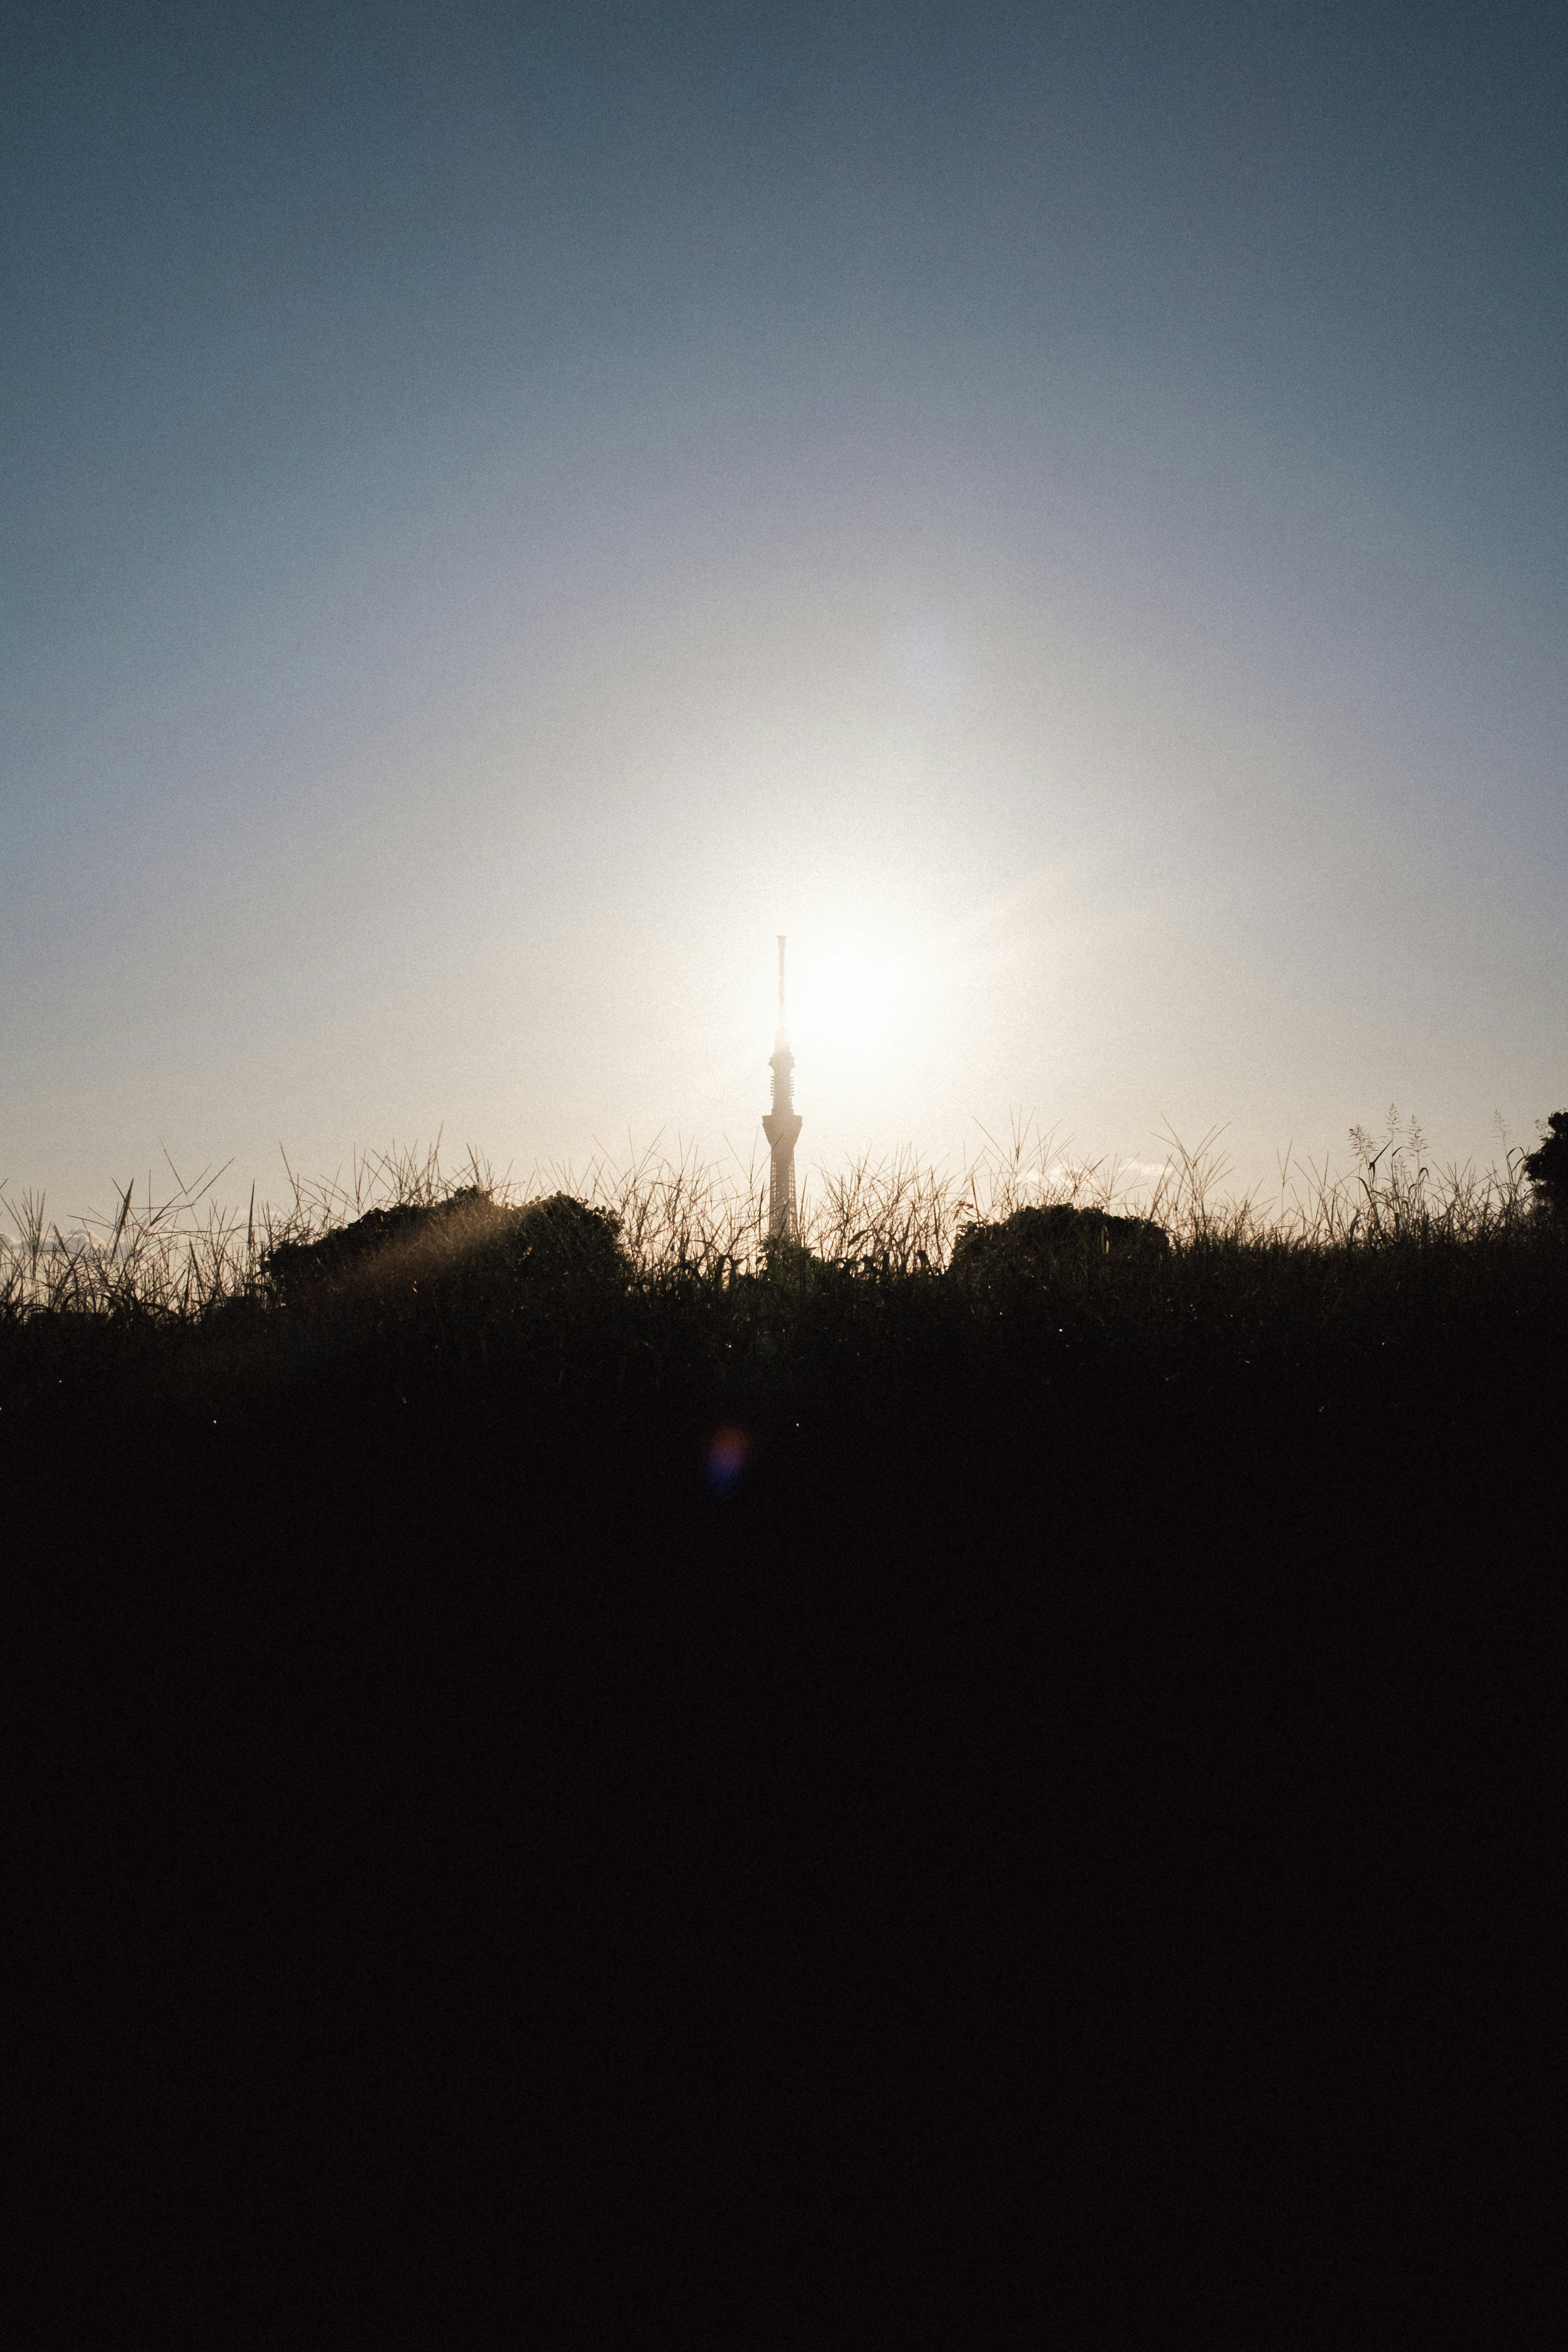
[{"x1": 762, "y1": 934, "x2": 802, "y2": 1243}]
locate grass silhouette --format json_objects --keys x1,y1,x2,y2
[
  {"x1": 2, "y1": 1112, "x2": 1556, "y2": 1412},
  {"x1": 6, "y1": 1114, "x2": 1565, "y2": 2336}
]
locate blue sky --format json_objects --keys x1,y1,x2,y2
[{"x1": 4, "y1": 0, "x2": 1564, "y2": 1215}]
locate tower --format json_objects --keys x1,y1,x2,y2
[{"x1": 761, "y1": 934, "x2": 802, "y2": 1242}]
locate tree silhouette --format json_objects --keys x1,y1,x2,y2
[{"x1": 1522, "y1": 1111, "x2": 1568, "y2": 1214}]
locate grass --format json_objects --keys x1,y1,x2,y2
[
  {"x1": 8, "y1": 1114, "x2": 1565, "y2": 2334},
  {"x1": 4, "y1": 1109, "x2": 1561, "y2": 1621},
  {"x1": 1, "y1": 1108, "x2": 1554, "y2": 1395}
]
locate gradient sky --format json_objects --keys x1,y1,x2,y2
[{"x1": 4, "y1": 0, "x2": 1565, "y2": 1221}]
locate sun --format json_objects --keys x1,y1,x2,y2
[{"x1": 795, "y1": 953, "x2": 896, "y2": 1047}]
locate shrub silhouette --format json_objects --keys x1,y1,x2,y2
[
  {"x1": 1522, "y1": 1112, "x2": 1568, "y2": 1217},
  {"x1": 949, "y1": 1202, "x2": 1169, "y2": 1285},
  {"x1": 265, "y1": 1188, "x2": 627, "y2": 1307},
  {"x1": 501, "y1": 1192, "x2": 629, "y2": 1289}
]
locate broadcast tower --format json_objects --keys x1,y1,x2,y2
[{"x1": 762, "y1": 935, "x2": 802, "y2": 1241}]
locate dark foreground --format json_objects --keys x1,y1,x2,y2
[{"x1": 7, "y1": 1256, "x2": 1565, "y2": 2341}]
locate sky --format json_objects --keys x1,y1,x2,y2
[{"x1": 3, "y1": 0, "x2": 1565, "y2": 1223}]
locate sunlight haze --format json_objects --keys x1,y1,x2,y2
[{"x1": 4, "y1": 1, "x2": 1564, "y2": 1221}]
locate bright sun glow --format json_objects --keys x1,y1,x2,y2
[{"x1": 795, "y1": 954, "x2": 897, "y2": 1046}]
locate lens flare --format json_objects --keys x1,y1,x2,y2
[{"x1": 706, "y1": 1425, "x2": 751, "y2": 1493}]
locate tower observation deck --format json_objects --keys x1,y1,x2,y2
[{"x1": 761, "y1": 935, "x2": 802, "y2": 1242}]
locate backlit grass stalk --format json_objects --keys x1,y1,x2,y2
[{"x1": 0, "y1": 1118, "x2": 1544, "y2": 1329}]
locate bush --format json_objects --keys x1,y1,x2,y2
[
  {"x1": 263, "y1": 1188, "x2": 628, "y2": 1309},
  {"x1": 263, "y1": 1186, "x2": 511, "y2": 1302},
  {"x1": 949, "y1": 1202, "x2": 1169, "y2": 1287},
  {"x1": 1523, "y1": 1111, "x2": 1568, "y2": 1216}
]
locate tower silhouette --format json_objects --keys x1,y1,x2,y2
[{"x1": 762, "y1": 935, "x2": 802, "y2": 1242}]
